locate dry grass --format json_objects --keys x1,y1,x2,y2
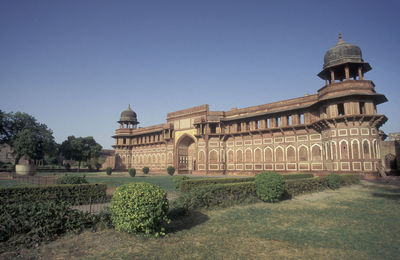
[{"x1": 3, "y1": 180, "x2": 400, "y2": 260}]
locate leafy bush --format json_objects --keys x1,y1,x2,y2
[
  {"x1": 255, "y1": 172, "x2": 285, "y2": 202},
  {"x1": 142, "y1": 166, "x2": 149, "y2": 175},
  {"x1": 55, "y1": 174, "x2": 88, "y2": 184},
  {"x1": 180, "y1": 177, "x2": 255, "y2": 192},
  {"x1": 0, "y1": 184, "x2": 107, "y2": 205},
  {"x1": 178, "y1": 182, "x2": 258, "y2": 209},
  {"x1": 338, "y1": 174, "x2": 360, "y2": 186},
  {"x1": 110, "y1": 182, "x2": 169, "y2": 236},
  {"x1": 64, "y1": 163, "x2": 71, "y2": 172},
  {"x1": 128, "y1": 168, "x2": 136, "y2": 177},
  {"x1": 281, "y1": 173, "x2": 314, "y2": 180},
  {"x1": 326, "y1": 173, "x2": 340, "y2": 189},
  {"x1": 0, "y1": 201, "x2": 98, "y2": 249},
  {"x1": 106, "y1": 167, "x2": 112, "y2": 175},
  {"x1": 284, "y1": 178, "x2": 328, "y2": 198},
  {"x1": 167, "y1": 166, "x2": 175, "y2": 176},
  {"x1": 173, "y1": 175, "x2": 190, "y2": 190}
]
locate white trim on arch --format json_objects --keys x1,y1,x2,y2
[
  {"x1": 264, "y1": 147, "x2": 273, "y2": 162},
  {"x1": 339, "y1": 139, "x2": 349, "y2": 160},
  {"x1": 286, "y1": 145, "x2": 296, "y2": 161},
  {"x1": 274, "y1": 146, "x2": 285, "y2": 162},
  {"x1": 351, "y1": 139, "x2": 360, "y2": 159},
  {"x1": 310, "y1": 143, "x2": 323, "y2": 161}
]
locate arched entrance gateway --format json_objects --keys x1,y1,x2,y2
[{"x1": 176, "y1": 134, "x2": 196, "y2": 174}]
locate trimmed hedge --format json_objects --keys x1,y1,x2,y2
[
  {"x1": 0, "y1": 184, "x2": 107, "y2": 205},
  {"x1": 0, "y1": 201, "x2": 112, "y2": 250},
  {"x1": 284, "y1": 178, "x2": 328, "y2": 198},
  {"x1": 180, "y1": 177, "x2": 255, "y2": 193},
  {"x1": 281, "y1": 173, "x2": 314, "y2": 180},
  {"x1": 180, "y1": 174, "x2": 314, "y2": 193},
  {"x1": 173, "y1": 175, "x2": 190, "y2": 190},
  {"x1": 55, "y1": 174, "x2": 88, "y2": 184},
  {"x1": 255, "y1": 172, "x2": 285, "y2": 202},
  {"x1": 178, "y1": 182, "x2": 258, "y2": 209}
]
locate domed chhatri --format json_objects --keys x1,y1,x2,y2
[
  {"x1": 323, "y1": 33, "x2": 364, "y2": 69},
  {"x1": 318, "y1": 33, "x2": 371, "y2": 82},
  {"x1": 118, "y1": 105, "x2": 139, "y2": 129},
  {"x1": 120, "y1": 105, "x2": 137, "y2": 122}
]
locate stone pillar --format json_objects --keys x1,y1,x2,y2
[
  {"x1": 260, "y1": 119, "x2": 266, "y2": 129},
  {"x1": 345, "y1": 66, "x2": 350, "y2": 80},
  {"x1": 358, "y1": 67, "x2": 363, "y2": 80},
  {"x1": 330, "y1": 70, "x2": 335, "y2": 83}
]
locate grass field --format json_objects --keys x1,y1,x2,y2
[{"x1": 5, "y1": 180, "x2": 399, "y2": 260}]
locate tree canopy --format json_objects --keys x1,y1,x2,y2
[
  {"x1": 60, "y1": 136, "x2": 102, "y2": 171},
  {"x1": 0, "y1": 110, "x2": 56, "y2": 164}
]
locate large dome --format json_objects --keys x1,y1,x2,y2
[
  {"x1": 323, "y1": 34, "x2": 364, "y2": 69},
  {"x1": 119, "y1": 105, "x2": 137, "y2": 122}
]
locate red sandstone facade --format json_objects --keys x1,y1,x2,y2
[{"x1": 109, "y1": 35, "x2": 388, "y2": 176}]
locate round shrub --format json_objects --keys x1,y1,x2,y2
[
  {"x1": 55, "y1": 174, "x2": 88, "y2": 184},
  {"x1": 128, "y1": 168, "x2": 136, "y2": 177},
  {"x1": 142, "y1": 167, "x2": 149, "y2": 175},
  {"x1": 106, "y1": 167, "x2": 112, "y2": 176},
  {"x1": 110, "y1": 182, "x2": 169, "y2": 236},
  {"x1": 255, "y1": 171, "x2": 285, "y2": 203},
  {"x1": 167, "y1": 166, "x2": 175, "y2": 176},
  {"x1": 326, "y1": 173, "x2": 340, "y2": 189}
]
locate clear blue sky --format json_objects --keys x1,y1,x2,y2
[{"x1": 1, "y1": 0, "x2": 399, "y2": 149}]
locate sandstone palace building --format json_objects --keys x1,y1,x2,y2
[{"x1": 107, "y1": 35, "x2": 389, "y2": 176}]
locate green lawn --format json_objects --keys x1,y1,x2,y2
[
  {"x1": 7, "y1": 180, "x2": 400, "y2": 259},
  {"x1": 0, "y1": 179, "x2": 28, "y2": 187}
]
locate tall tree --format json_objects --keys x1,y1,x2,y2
[
  {"x1": 0, "y1": 110, "x2": 56, "y2": 165},
  {"x1": 60, "y1": 136, "x2": 102, "y2": 172}
]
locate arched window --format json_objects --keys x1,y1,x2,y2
[
  {"x1": 340, "y1": 140, "x2": 349, "y2": 160},
  {"x1": 198, "y1": 151, "x2": 205, "y2": 163},
  {"x1": 245, "y1": 149, "x2": 252, "y2": 163},
  {"x1": 287, "y1": 146, "x2": 296, "y2": 161},
  {"x1": 298, "y1": 146, "x2": 308, "y2": 161},
  {"x1": 209, "y1": 150, "x2": 218, "y2": 163},
  {"x1": 373, "y1": 139, "x2": 378, "y2": 159},
  {"x1": 331, "y1": 142, "x2": 337, "y2": 160},
  {"x1": 254, "y1": 148, "x2": 262, "y2": 162},
  {"x1": 275, "y1": 147, "x2": 284, "y2": 162},
  {"x1": 363, "y1": 140, "x2": 370, "y2": 159},
  {"x1": 351, "y1": 140, "x2": 360, "y2": 159},
  {"x1": 227, "y1": 150, "x2": 234, "y2": 163},
  {"x1": 264, "y1": 148, "x2": 273, "y2": 162},
  {"x1": 236, "y1": 150, "x2": 243, "y2": 163},
  {"x1": 311, "y1": 145, "x2": 322, "y2": 161},
  {"x1": 167, "y1": 153, "x2": 173, "y2": 163}
]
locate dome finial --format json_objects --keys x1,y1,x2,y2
[
  {"x1": 128, "y1": 104, "x2": 131, "y2": 110},
  {"x1": 338, "y1": 33, "x2": 344, "y2": 44}
]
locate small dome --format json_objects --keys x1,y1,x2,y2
[
  {"x1": 119, "y1": 105, "x2": 137, "y2": 122},
  {"x1": 323, "y1": 34, "x2": 364, "y2": 69}
]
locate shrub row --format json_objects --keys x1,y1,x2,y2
[
  {"x1": 177, "y1": 174, "x2": 360, "y2": 209},
  {"x1": 178, "y1": 182, "x2": 258, "y2": 210},
  {"x1": 180, "y1": 173, "x2": 314, "y2": 193},
  {"x1": 0, "y1": 201, "x2": 111, "y2": 250},
  {"x1": 281, "y1": 173, "x2": 314, "y2": 180},
  {"x1": 0, "y1": 184, "x2": 107, "y2": 205},
  {"x1": 180, "y1": 177, "x2": 256, "y2": 192},
  {"x1": 55, "y1": 174, "x2": 88, "y2": 184},
  {"x1": 284, "y1": 174, "x2": 360, "y2": 198}
]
